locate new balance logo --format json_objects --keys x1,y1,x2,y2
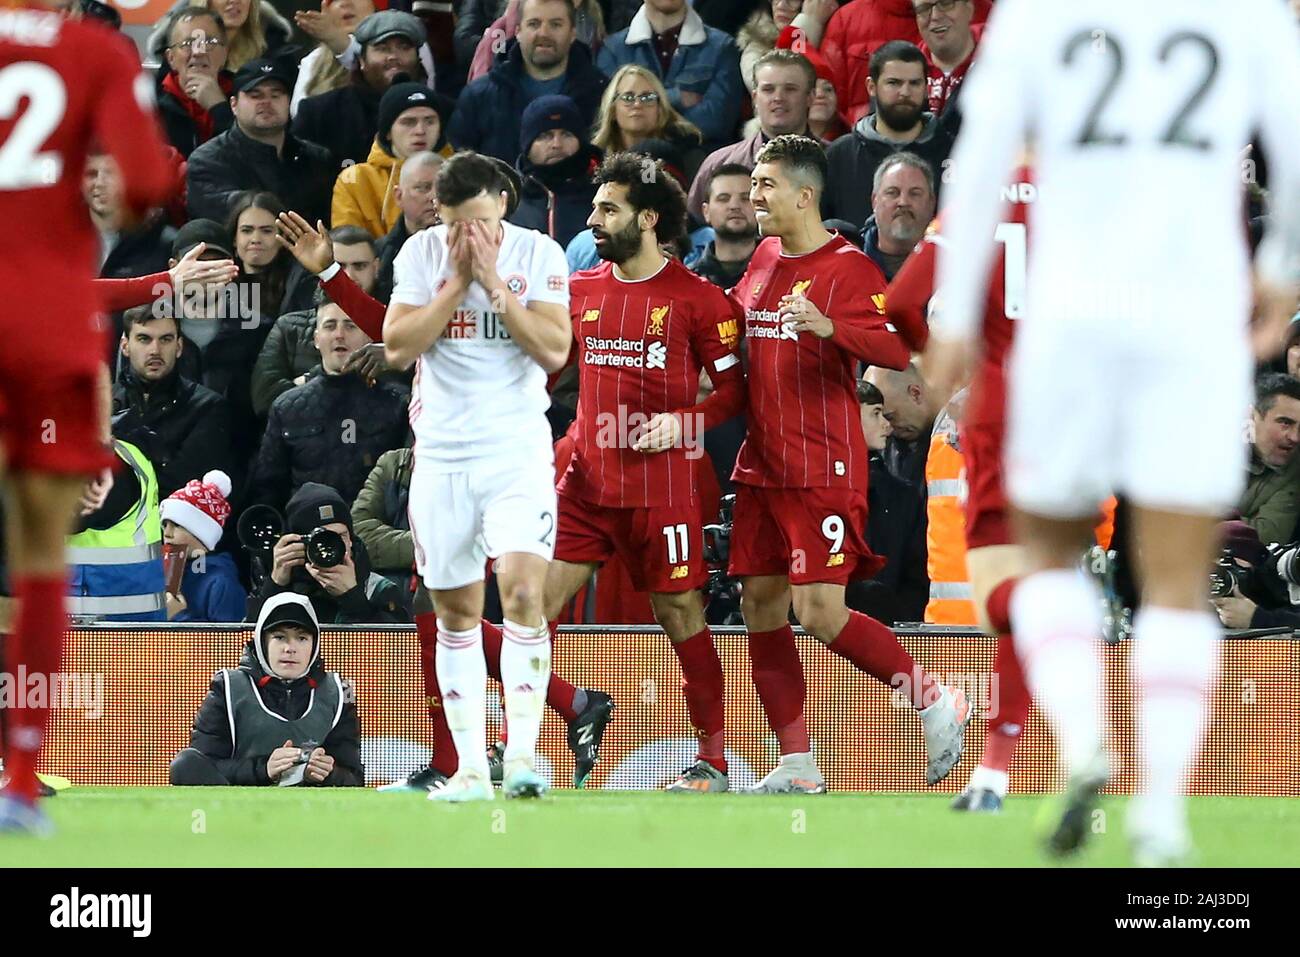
[{"x1": 646, "y1": 341, "x2": 667, "y2": 370}]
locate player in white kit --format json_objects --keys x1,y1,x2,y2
[
  {"x1": 384, "y1": 152, "x2": 573, "y2": 802},
  {"x1": 929, "y1": 0, "x2": 1300, "y2": 863}
]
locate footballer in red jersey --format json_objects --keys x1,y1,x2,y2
[
  {"x1": 0, "y1": 0, "x2": 172, "y2": 832},
  {"x1": 727, "y1": 135, "x2": 971, "y2": 794},
  {"x1": 544, "y1": 153, "x2": 745, "y2": 791},
  {"x1": 890, "y1": 166, "x2": 1036, "y2": 814}
]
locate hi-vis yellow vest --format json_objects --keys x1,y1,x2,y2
[
  {"x1": 924, "y1": 404, "x2": 976, "y2": 625},
  {"x1": 66, "y1": 439, "x2": 165, "y2": 621}
]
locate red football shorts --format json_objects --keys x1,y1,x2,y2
[
  {"x1": 555, "y1": 492, "x2": 708, "y2": 593},
  {"x1": 728, "y1": 484, "x2": 885, "y2": 585},
  {"x1": 961, "y1": 373, "x2": 1012, "y2": 550},
  {"x1": 0, "y1": 359, "x2": 113, "y2": 476}
]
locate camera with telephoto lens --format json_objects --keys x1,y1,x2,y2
[
  {"x1": 1208, "y1": 550, "x2": 1252, "y2": 599},
  {"x1": 238, "y1": 505, "x2": 346, "y2": 569},
  {"x1": 302, "y1": 527, "x2": 346, "y2": 568},
  {"x1": 1270, "y1": 542, "x2": 1300, "y2": 587}
]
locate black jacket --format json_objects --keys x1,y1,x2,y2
[
  {"x1": 248, "y1": 367, "x2": 410, "y2": 513},
  {"x1": 375, "y1": 216, "x2": 414, "y2": 301},
  {"x1": 859, "y1": 216, "x2": 912, "y2": 283},
  {"x1": 447, "y1": 41, "x2": 608, "y2": 163},
  {"x1": 154, "y1": 68, "x2": 235, "y2": 159},
  {"x1": 293, "y1": 80, "x2": 385, "y2": 170},
  {"x1": 250, "y1": 308, "x2": 318, "y2": 416},
  {"x1": 99, "y1": 215, "x2": 174, "y2": 282},
  {"x1": 178, "y1": 640, "x2": 363, "y2": 786},
  {"x1": 246, "y1": 535, "x2": 412, "y2": 625},
  {"x1": 689, "y1": 240, "x2": 754, "y2": 290},
  {"x1": 822, "y1": 111, "x2": 954, "y2": 230},
  {"x1": 111, "y1": 366, "x2": 240, "y2": 499},
  {"x1": 848, "y1": 453, "x2": 928, "y2": 625},
  {"x1": 187, "y1": 123, "x2": 336, "y2": 226},
  {"x1": 511, "y1": 145, "x2": 602, "y2": 249}
]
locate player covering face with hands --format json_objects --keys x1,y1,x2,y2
[{"x1": 384, "y1": 152, "x2": 572, "y2": 802}]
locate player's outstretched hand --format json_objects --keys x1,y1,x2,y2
[
  {"x1": 169, "y1": 243, "x2": 239, "y2": 293},
  {"x1": 304, "y1": 748, "x2": 335, "y2": 784},
  {"x1": 276, "y1": 212, "x2": 334, "y2": 275},
  {"x1": 1250, "y1": 273, "x2": 1299, "y2": 361},
  {"x1": 266, "y1": 740, "x2": 299, "y2": 782},
  {"x1": 779, "y1": 294, "x2": 834, "y2": 338},
  {"x1": 633, "y1": 412, "x2": 683, "y2": 453}
]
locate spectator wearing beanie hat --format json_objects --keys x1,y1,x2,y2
[
  {"x1": 161, "y1": 470, "x2": 249, "y2": 622},
  {"x1": 245, "y1": 482, "x2": 412, "y2": 624},
  {"x1": 332, "y1": 82, "x2": 456, "y2": 239},
  {"x1": 509, "y1": 95, "x2": 603, "y2": 248}
]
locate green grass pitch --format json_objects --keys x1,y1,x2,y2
[{"x1": 3, "y1": 789, "x2": 1297, "y2": 866}]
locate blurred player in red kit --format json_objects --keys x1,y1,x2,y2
[
  {"x1": 0, "y1": 0, "x2": 172, "y2": 833},
  {"x1": 888, "y1": 166, "x2": 1036, "y2": 814},
  {"x1": 545, "y1": 153, "x2": 746, "y2": 792},
  {"x1": 728, "y1": 134, "x2": 971, "y2": 794}
]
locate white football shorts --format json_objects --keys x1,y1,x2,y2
[
  {"x1": 408, "y1": 453, "x2": 558, "y2": 591},
  {"x1": 1005, "y1": 302, "x2": 1252, "y2": 519}
]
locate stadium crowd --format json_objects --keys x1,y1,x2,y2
[{"x1": 0, "y1": 0, "x2": 1296, "y2": 637}]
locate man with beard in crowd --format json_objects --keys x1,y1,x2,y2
[{"x1": 823, "y1": 41, "x2": 952, "y2": 229}]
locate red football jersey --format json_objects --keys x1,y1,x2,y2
[
  {"x1": 0, "y1": 7, "x2": 172, "y2": 371},
  {"x1": 561, "y1": 257, "x2": 745, "y2": 508},
  {"x1": 729, "y1": 233, "x2": 909, "y2": 489},
  {"x1": 887, "y1": 167, "x2": 1035, "y2": 426}
]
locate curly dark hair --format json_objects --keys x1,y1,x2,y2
[{"x1": 592, "y1": 151, "x2": 688, "y2": 247}]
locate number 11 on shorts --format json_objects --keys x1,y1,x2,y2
[{"x1": 662, "y1": 523, "x2": 689, "y2": 564}]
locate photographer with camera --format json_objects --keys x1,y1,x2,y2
[
  {"x1": 170, "y1": 593, "x2": 364, "y2": 786},
  {"x1": 1212, "y1": 520, "x2": 1300, "y2": 631},
  {"x1": 245, "y1": 482, "x2": 411, "y2": 624}
]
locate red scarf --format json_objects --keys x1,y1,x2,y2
[{"x1": 162, "y1": 71, "x2": 233, "y2": 145}]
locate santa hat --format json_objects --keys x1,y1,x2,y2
[{"x1": 161, "y1": 470, "x2": 233, "y2": 550}]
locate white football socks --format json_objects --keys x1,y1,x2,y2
[
  {"x1": 1130, "y1": 605, "x2": 1219, "y2": 840},
  {"x1": 500, "y1": 619, "x2": 552, "y2": 773},
  {"x1": 435, "y1": 619, "x2": 490, "y2": 780},
  {"x1": 1010, "y1": 568, "x2": 1105, "y2": 775}
]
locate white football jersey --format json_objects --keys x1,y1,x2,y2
[
  {"x1": 935, "y1": 0, "x2": 1300, "y2": 341},
  {"x1": 391, "y1": 220, "x2": 571, "y2": 468}
]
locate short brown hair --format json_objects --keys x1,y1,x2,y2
[
  {"x1": 752, "y1": 48, "x2": 816, "y2": 93},
  {"x1": 755, "y1": 133, "x2": 828, "y2": 195}
]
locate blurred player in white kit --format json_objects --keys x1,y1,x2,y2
[
  {"x1": 384, "y1": 152, "x2": 573, "y2": 802},
  {"x1": 930, "y1": 0, "x2": 1300, "y2": 863}
]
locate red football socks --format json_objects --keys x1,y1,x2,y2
[
  {"x1": 983, "y1": 633, "x2": 1031, "y2": 773},
  {"x1": 671, "y1": 628, "x2": 727, "y2": 772},
  {"x1": 747, "y1": 625, "x2": 810, "y2": 755},
  {"x1": 986, "y1": 578, "x2": 1017, "y2": 635},
  {"x1": 414, "y1": 613, "x2": 458, "y2": 776},
  {"x1": 828, "y1": 611, "x2": 939, "y2": 710},
  {"x1": 3, "y1": 576, "x2": 66, "y2": 802}
]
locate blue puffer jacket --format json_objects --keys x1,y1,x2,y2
[
  {"x1": 595, "y1": 7, "x2": 743, "y2": 149},
  {"x1": 447, "y1": 41, "x2": 609, "y2": 163}
]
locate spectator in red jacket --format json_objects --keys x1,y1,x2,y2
[
  {"x1": 821, "y1": 0, "x2": 989, "y2": 128},
  {"x1": 914, "y1": 0, "x2": 982, "y2": 116}
]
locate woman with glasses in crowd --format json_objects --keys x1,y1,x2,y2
[{"x1": 591, "y1": 64, "x2": 705, "y2": 182}]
